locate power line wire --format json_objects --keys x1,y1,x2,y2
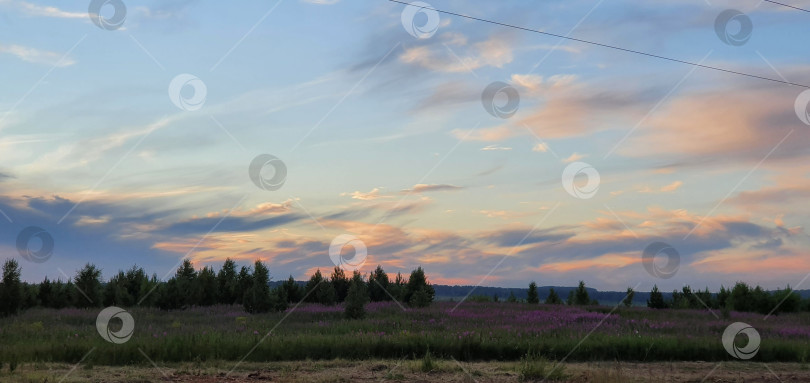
[
  {"x1": 763, "y1": 0, "x2": 810, "y2": 13},
  {"x1": 390, "y1": 0, "x2": 810, "y2": 88}
]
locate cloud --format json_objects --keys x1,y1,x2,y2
[
  {"x1": 0, "y1": 44, "x2": 76, "y2": 67},
  {"x1": 562, "y1": 152, "x2": 586, "y2": 163},
  {"x1": 341, "y1": 188, "x2": 390, "y2": 201},
  {"x1": 9, "y1": 1, "x2": 85, "y2": 19},
  {"x1": 638, "y1": 181, "x2": 683, "y2": 193},
  {"x1": 532, "y1": 143, "x2": 549, "y2": 152},
  {"x1": 401, "y1": 184, "x2": 463, "y2": 194},
  {"x1": 399, "y1": 33, "x2": 516, "y2": 73},
  {"x1": 659, "y1": 181, "x2": 682, "y2": 192},
  {"x1": 618, "y1": 79, "x2": 810, "y2": 164},
  {"x1": 481, "y1": 145, "x2": 512, "y2": 151}
]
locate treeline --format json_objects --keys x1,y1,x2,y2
[
  {"x1": 474, "y1": 280, "x2": 807, "y2": 316},
  {"x1": 646, "y1": 283, "x2": 803, "y2": 315},
  {"x1": 477, "y1": 281, "x2": 598, "y2": 305},
  {"x1": 0, "y1": 258, "x2": 435, "y2": 318}
]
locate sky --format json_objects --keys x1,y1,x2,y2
[{"x1": 1, "y1": 0, "x2": 809, "y2": 292}]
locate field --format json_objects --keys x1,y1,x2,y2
[
  {"x1": 7, "y1": 360, "x2": 810, "y2": 383},
  {"x1": 2, "y1": 301, "x2": 809, "y2": 381}
]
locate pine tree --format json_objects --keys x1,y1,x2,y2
[
  {"x1": 507, "y1": 290, "x2": 517, "y2": 303},
  {"x1": 0, "y1": 259, "x2": 23, "y2": 316},
  {"x1": 527, "y1": 282, "x2": 539, "y2": 304},
  {"x1": 344, "y1": 272, "x2": 369, "y2": 319},
  {"x1": 545, "y1": 288, "x2": 562, "y2": 304}
]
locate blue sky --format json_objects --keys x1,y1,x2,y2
[{"x1": 1, "y1": 0, "x2": 809, "y2": 291}]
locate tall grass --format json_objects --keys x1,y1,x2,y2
[{"x1": 1, "y1": 303, "x2": 808, "y2": 365}]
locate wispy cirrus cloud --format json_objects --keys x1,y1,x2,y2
[
  {"x1": 3, "y1": 0, "x2": 85, "y2": 19},
  {"x1": 401, "y1": 184, "x2": 463, "y2": 194},
  {"x1": 0, "y1": 44, "x2": 76, "y2": 67}
]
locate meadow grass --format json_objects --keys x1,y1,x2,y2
[{"x1": 1, "y1": 302, "x2": 808, "y2": 365}]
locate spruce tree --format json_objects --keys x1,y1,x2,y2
[
  {"x1": 344, "y1": 272, "x2": 369, "y2": 319},
  {"x1": 197, "y1": 266, "x2": 219, "y2": 306},
  {"x1": 304, "y1": 269, "x2": 324, "y2": 303},
  {"x1": 545, "y1": 288, "x2": 562, "y2": 304},
  {"x1": 73, "y1": 263, "x2": 103, "y2": 308},
  {"x1": 38, "y1": 277, "x2": 52, "y2": 307},
  {"x1": 330, "y1": 267, "x2": 350, "y2": 303},
  {"x1": 574, "y1": 281, "x2": 590, "y2": 305},
  {"x1": 217, "y1": 258, "x2": 238, "y2": 304},
  {"x1": 527, "y1": 281, "x2": 539, "y2": 304},
  {"x1": 647, "y1": 285, "x2": 667, "y2": 309},
  {"x1": 235, "y1": 265, "x2": 252, "y2": 304},
  {"x1": 243, "y1": 260, "x2": 272, "y2": 313},
  {"x1": 368, "y1": 265, "x2": 391, "y2": 302},
  {"x1": 282, "y1": 275, "x2": 302, "y2": 303},
  {"x1": 405, "y1": 267, "x2": 434, "y2": 307},
  {"x1": 316, "y1": 280, "x2": 337, "y2": 306}
]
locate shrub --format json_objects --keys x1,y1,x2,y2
[
  {"x1": 622, "y1": 287, "x2": 634, "y2": 307},
  {"x1": 420, "y1": 349, "x2": 436, "y2": 373},
  {"x1": 519, "y1": 353, "x2": 566, "y2": 381}
]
